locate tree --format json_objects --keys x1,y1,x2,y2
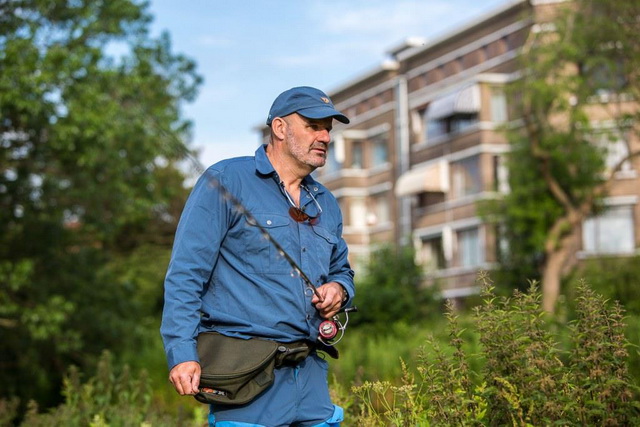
[
  {"x1": 486, "y1": 0, "x2": 640, "y2": 312},
  {"x1": 351, "y1": 244, "x2": 439, "y2": 330},
  {"x1": 0, "y1": 0, "x2": 201, "y2": 411}
]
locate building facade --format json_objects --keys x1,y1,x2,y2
[{"x1": 260, "y1": 0, "x2": 640, "y2": 299}]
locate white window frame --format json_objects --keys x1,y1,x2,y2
[
  {"x1": 582, "y1": 204, "x2": 635, "y2": 255},
  {"x1": 457, "y1": 226, "x2": 483, "y2": 268}
]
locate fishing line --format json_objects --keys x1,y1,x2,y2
[{"x1": 150, "y1": 114, "x2": 324, "y2": 301}]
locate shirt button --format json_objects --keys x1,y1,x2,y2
[
  {"x1": 313, "y1": 187, "x2": 318, "y2": 191},
  {"x1": 302, "y1": 247, "x2": 307, "y2": 252},
  {"x1": 306, "y1": 315, "x2": 311, "y2": 320},
  {"x1": 266, "y1": 220, "x2": 272, "y2": 225}
]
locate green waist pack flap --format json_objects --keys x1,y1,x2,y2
[{"x1": 195, "y1": 332, "x2": 279, "y2": 405}]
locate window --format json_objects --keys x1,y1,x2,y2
[
  {"x1": 372, "y1": 194, "x2": 390, "y2": 225},
  {"x1": 423, "y1": 85, "x2": 480, "y2": 144},
  {"x1": 371, "y1": 132, "x2": 389, "y2": 167},
  {"x1": 593, "y1": 131, "x2": 632, "y2": 173},
  {"x1": 411, "y1": 108, "x2": 426, "y2": 144},
  {"x1": 582, "y1": 205, "x2": 635, "y2": 254},
  {"x1": 348, "y1": 197, "x2": 367, "y2": 228},
  {"x1": 323, "y1": 142, "x2": 340, "y2": 174},
  {"x1": 581, "y1": 59, "x2": 627, "y2": 96},
  {"x1": 492, "y1": 155, "x2": 510, "y2": 193},
  {"x1": 453, "y1": 156, "x2": 481, "y2": 197},
  {"x1": 417, "y1": 191, "x2": 445, "y2": 209},
  {"x1": 458, "y1": 227, "x2": 483, "y2": 268},
  {"x1": 351, "y1": 140, "x2": 363, "y2": 169},
  {"x1": 450, "y1": 113, "x2": 478, "y2": 133},
  {"x1": 418, "y1": 235, "x2": 446, "y2": 270},
  {"x1": 426, "y1": 117, "x2": 447, "y2": 140},
  {"x1": 490, "y1": 86, "x2": 508, "y2": 123},
  {"x1": 496, "y1": 224, "x2": 510, "y2": 263},
  {"x1": 425, "y1": 113, "x2": 478, "y2": 142}
]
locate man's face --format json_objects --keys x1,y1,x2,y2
[{"x1": 282, "y1": 114, "x2": 333, "y2": 169}]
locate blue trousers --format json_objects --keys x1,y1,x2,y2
[{"x1": 208, "y1": 353, "x2": 343, "y2": 426}]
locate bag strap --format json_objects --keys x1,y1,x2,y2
[{"x1": 275, "y1": 341, "x2": 315, "y2": 366}]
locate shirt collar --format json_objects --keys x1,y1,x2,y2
[
  {"x1": 255, "y1": 144, "x2": 275, "y2": 176},
  {"x1": 254, "y1": 144, "x2": 324, "y2": 193}
]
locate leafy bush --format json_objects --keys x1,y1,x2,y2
[
  {"x1": 6, "y1": 270, "x2": 640, "y2": 425},
  {"x1": 346, "y1": 273, "x2": 640, "y2": 425},
  {"x1": 18, "y1": 351, "x2": 205, "y2": 426},
  {"x1": 565, "y1": 255, "x2": 640, "y2": 315},
  {"x1": 565, "y1": 255, "x2": 640, "y2": 383}
]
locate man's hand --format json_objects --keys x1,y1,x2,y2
[
  {"x1": 168, "y1": 361, "x2": 201, "y2": 395},
  {"x1": 312, "y1": 281, "x2": 346, "y2": 319}
]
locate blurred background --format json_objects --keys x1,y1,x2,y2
[
  {"x1": 145, "y1": 0, "x2": 509, "y2": 167},
  {"x1": 1, "y1": 0, "x2": 639, "y2": 425}
]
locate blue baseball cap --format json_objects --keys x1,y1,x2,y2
[{"x1": 266, "y1": 86, "x2": 350, "y2": 126}]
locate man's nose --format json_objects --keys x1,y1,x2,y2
[{"x1": 317, "y1": 129, "x2": 331, "y2": 143}]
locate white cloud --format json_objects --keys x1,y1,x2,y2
[
  {"x1": 311, "y1": 0, "x2": 454, "y2": 38},
  {"x1": 266, "y1": 0, "x2": 495, "y2": 76}
]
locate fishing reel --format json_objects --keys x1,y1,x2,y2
[{"x1": 318, "y1": 306, "x2": 357, "y2": 346}]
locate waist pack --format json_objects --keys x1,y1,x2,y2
[{"x1": 194, "y1": 332, "x2": 314, "y2": 405}]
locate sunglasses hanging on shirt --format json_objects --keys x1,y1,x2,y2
[{"x1": 281, "y1": 183, "x2": 322, "y2": 225}]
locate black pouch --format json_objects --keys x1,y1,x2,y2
[{"x1": 194, "y1": 332, "x2": 280, "y2": 405}]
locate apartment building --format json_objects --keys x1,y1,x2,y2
[{"x1": 260, "y1": 0, "x2": 640, "y2": 299}]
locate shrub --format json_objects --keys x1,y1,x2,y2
[
  {"x1": 348, "y1": 272, "x2": 640, "y2": 425},
  {"x1": 350, "y1": 244, "x2": 440, "y2": 330},
  {"x1": 565, "y1": 255, "x2": 640, "y2": 315},
  {"x1": 19, "y1": 351, "x2": 205, "y2": 426},
  {"x1": 568, "y1": 281, "x2": 638, "y2": 425}
]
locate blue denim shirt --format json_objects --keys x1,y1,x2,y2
[{"x1": 161, "y1": 145, "x2": 355, "y2": 369}]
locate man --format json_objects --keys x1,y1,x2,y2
[{"x1": 161, "y1": 86, "x2": 355, "y2": 426}]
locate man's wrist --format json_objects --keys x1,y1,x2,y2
[{"x1": 339, "y1": 284, "x2": 348, "y2": 303}]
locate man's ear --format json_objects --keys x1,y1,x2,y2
[{"x1": 271, "y1": 117, "x2": 287, "y2": 140}]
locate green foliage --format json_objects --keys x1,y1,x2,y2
[
  {"x1": 19, "y1": 351, "x2": 206, "y2": 426},
  {"x1": 0, "y1": 0, "x2": 199, "y2": 414},
  {"x1": 564, "y1": 255, "x2": 640, "y2": 381},
  {"x1": 568, "y1": 281, "x2": 637, "y2": 425},
  {"x1": 118, "y1": 318, "x2": 205, "y2": 418},
  {"x1": 475, "y1": 274, "x2": 570, "y2": 424},
  {"x1": 565, "y1": 255, "x2": 640, "y2": 315},
  {"x1": 348, "y1": 273, "x2": 640, "y2": 425},
  {"x1": 330, "y1": 321, "x2": 448, "y2": 386},
  {"x1": 350, "y1": 244, "x2": 441, "y2": 329}
]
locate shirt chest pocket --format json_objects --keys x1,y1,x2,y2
[
  {"x1": 243, "y1": 214, "x2": 294, "y2": 274},
  {"x1": 304, "y1": 225, "x2": 338, "y2": 279}
]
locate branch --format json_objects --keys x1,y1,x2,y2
[
  {"x1": 586, "y1": 147, "x2": 640, "y2": 206},
  {"x1": 523, "y1": 109, "x2": 575, "y2": 213},
  {"x1": 604, "y1": 147, "x2": 640, "y2": 182}
]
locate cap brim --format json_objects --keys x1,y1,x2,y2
[{"x1": 297, "y1": 106, "x2": 350, "y2": 124}]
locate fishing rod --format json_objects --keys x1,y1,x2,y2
[
  {"x1": 174, "y1": 138, "x2": 324, "y2": 302},
  {"x1": 151, "y1": 115, "x2": 362, "y2": 342}
]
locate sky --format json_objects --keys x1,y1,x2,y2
[{"x1": 146, "y1": 0, "x2": 514, "y2": 168}]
